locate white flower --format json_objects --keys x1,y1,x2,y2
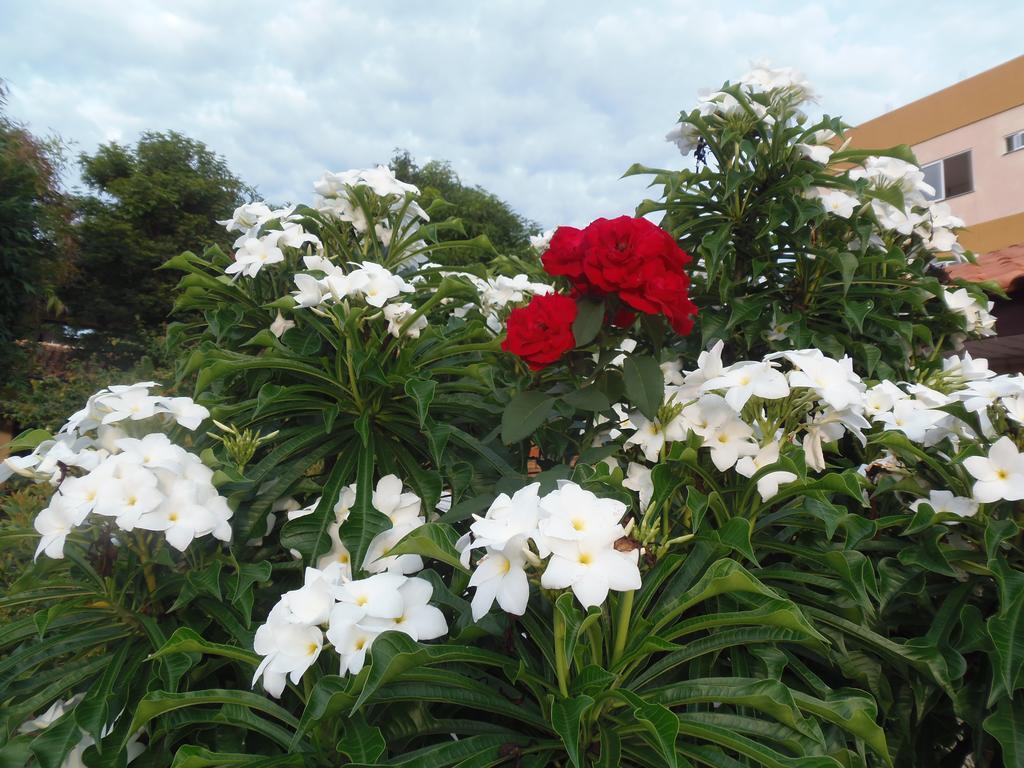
[
  {"x1": 807, "y1": 187, "x2": 859, "y2": 218},
  {"x1": 271, "y1": 222, "x2": 320, "y2": 251},
  {"x1": 666, "y1": 122, "x2": 701, "y2": 155},
  {"x1": 99, "y1": 386, "x2": 165, "y2": 424},
  {"x1": 782, "y1": 350, "x2": 865, "y2": 411},
  {"x1": 218, "y1": 202, "x2": 272, "y2": 234},
  {"x1": 701, "y1": 416, "x2": 758, "y2": 472},
  {"x1": 755, "y1": 471, "x2": 798, "y2": 501},
  {"x1": 350, "y1": 262, "x2": 413, "y2": 308},
  {"x1": 622, "y1": 463, "x2": 654, "y2": 509},
  {"x1": 541, "y1": 537, "x2": 641, "y2": 609},
  {"x1": 382, "y1": 302, "x2": 427, "y2": 339},
  {"x1": 469, "y1": 483, "x2": 543, "y2": 554},
  {"x1": 796, "y1": 143, "x2": 833, "y2": 164},
  {"x1": 269, "y1": 311, "x2": 296, "y2": 338},
  {"x1": 944, "y1": 288, "x2": 996, "y2": 337},
  {"x1": 226, "y1": 237, "x2": 286, "y2": 278},
  {"x1": 334, "y1": 572, "x2": 408, "y2": 622},
  {"x1": 360, "y1": 576, "x2": 447, "y2": 641},
  {"x1": 469, "y1": 545, "x2": 530, "y2": 620},
  {"x1": 292, "y1": 273, "x2": 326, "y2": 308},
  {"x1": 738, "y1": 62, "x2": 815, "y2": 101},
  {"x1": 325, "y1": 603, "x2": 380, "y2": 676},
  {"x1": 538, "y1": 482, "x2": 627, "y2": 545},
  {"x1": 275, "y1": 568, "x2": 337, "y2": 626},
  {"x1": 359, "y1": 165, "x2": 419, "y2": 197},
  {"x1": 34, "y1": 492, "x2": 88, "y2": 560},
  {"x1": 624, "y1": 415, "x2": 668, "y2": 463},
  {"x1": 252, "y1": 616, "x2": 323, "y2": 697},
  {"x1": 164, "y1": 396, "x2": 210, "y2": 430},
  {"x1": 874, "y1": 400, "x2": 947, "y2": 444},
  {"x1": 530, "y1": 229, "x2": 555, "y2": 253},
  {"x1": 134, "y1": 479, "x2": 216, "y2": 550},
  {"x1": 964, "y1": 437, "x2": 1024, "y2": 503},
  {"x1": 910, "y1": 490, "x2": 978, "y2": 519},
  {"x1": 703, "y1": 360, "x2": 790, "y2": 411}
]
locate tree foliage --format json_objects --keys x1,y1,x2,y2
[
  {"x1": 65, "y1": 131, "x2": 251, "y2": 333},
  {"x1": 0, "y1": 80, "x2": 76, "y2": 369}
]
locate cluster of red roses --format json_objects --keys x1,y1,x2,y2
[{"x1": 502, "y1": 216, "x2": 698, "y2": 370}]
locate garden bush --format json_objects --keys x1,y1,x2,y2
[{"x1": 1, "y1": 65, "x2": 1021, "y2": 768}]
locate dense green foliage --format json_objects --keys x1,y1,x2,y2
[
  {"x1": 1, "y1": 68, "x2": 1022, "y2": 768},
  {"x1": 0, "y1": 81, "x2": 75, "y2": 371},
  {"x1": 64, "y1": 131, "x2": 250, "y2": 334}
]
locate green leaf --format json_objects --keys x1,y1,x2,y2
[
  {"x1": 562, "y1": 385, "x2": 611, "y2": 412},
  {"x1": 149, "y1": 627, "x2": 261, "y2": 666},
  {"x1": 29, "y1": 710, "x2": 82, "y2": 768},
  {"x1": 404, "y1": 378, "x2": 437, "y2": 428},
  {"x1": 987, "y1": 558, "x2": 1024, "y2": 698},
  {"x1": 984, "y1": 695, "x2": 1024, "y2": 768},
  {"x1": 337, "y1": 717, "x2": 386, "y2": 764},
  {"x1": 623, "y1": 354, "x2": 665, "y2": 421},
  {"x1": 717, "y1": 518, "x2": 758, "y2": 565},
  {"x1": 279, "y1": 449, "x2": 359, "y2": 563},
  {"x1": 501, "y1": 390, "x2": 556, "y2": 444},
  {"x1": 170, "y1": 746, "x2": 304, "y2": 767},
  {"x1": 617, "y1": 691, "x2": 679, "y2": 768},
  {"x1": 341, "y1": 439, "x2": 390, "y2": 574},
  {"x1": 352, "y1": 632, "x2": 517, "y2": 713},
  {"x1": 3, "y1": 428, "x2": 52, "y2": 453},
  {"x1": 550, "y1": 694, "x2": 594, "y2": 768},
  {"x1": 387, "y1": 522, "x2": 469, "y2": 573},
  {"x1": 572, "y1": 297, "x2": 605, "y2": 346},
  {"x1": 127, "y1": 690, "x2": 299, "y2": 739}
]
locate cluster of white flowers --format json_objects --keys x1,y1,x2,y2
[
  {"x1": 944, "y1": 287, "x2": 997, "y2": 337},
  {"x1": 253, "y1": 474, "x2": 444, "y2": 696},
  {"x1": 1, "y1": 383, "x2": 230, "y2": 559},
  {"x1": 421, "y1": 267, "x2": 552, "y2": 333},
  {"x1": 616, "y1": 344, "x2": 1024, "y2": 511},
  {"x1": 458, "y1": 481, "x2": 641, "y2": 617},
  {"x1": 313, "y1": 165, "x2": 428, "y2": 243},
  {"x1": 219, "y1": 202, "x2": 321, "y2": 279},
  {"x1": 290, "y1": 256, "x2": 428, "y2": 339}
]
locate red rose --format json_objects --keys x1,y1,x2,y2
[
  {"x1": 502, "y1": 293, "x2": 578, "y2": 370},
  {"x1": 541, "y1": 226, "x2": 586, "y2": 282},
  {"x1": 643, "y1": 269, "x2": 698, "y2": 335},
  {"x1": 579, "y1": 216, "x2": 686, "y2": 297}
]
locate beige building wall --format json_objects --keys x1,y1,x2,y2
[
  {"x1": 848, "y1": 55, "x2": 1024, "y2": 253},
  {"x1": 912, "y1": 104, "x2": 1024, "y2": 226}
]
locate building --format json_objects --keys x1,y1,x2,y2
[
  {"x1": 849, "y1": 56, "x2": 1024, "y2": 372},
  {"x1": 848, "y1": 55, "x2": 1024, "y2": 255}
]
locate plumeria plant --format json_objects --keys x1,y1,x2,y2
[{"x1": 1, "y1": 66, "x2": 1022, "y2": 768}]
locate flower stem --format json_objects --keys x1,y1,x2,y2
[
  {"x1": 611, "y1": 590, "x2": 634, "y2": 667},
  {"x1": 553, "y1": 606, "x2": 570, "y2": 698}
]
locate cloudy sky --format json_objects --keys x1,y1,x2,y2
[{"x1": 2, "y1": 0, "x2": 1021, "y2": 229}]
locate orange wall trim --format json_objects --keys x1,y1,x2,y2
[
  {"x1": 847, "y1": 56, "x2": 1024, "y2": 150},
  {"x1": 959, "y1": 212, "x2": 1024, "y2": 255}
]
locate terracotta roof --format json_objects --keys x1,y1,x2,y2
[{"x1": 947, "y1": 243, "x2": 1024, "y2": 293}]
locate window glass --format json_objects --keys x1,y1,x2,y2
[
  {"x1": 1008, "y1": 132, "x2": 1024, "y2": 153},
  {"x1": 943, "y1": 151, "x2": 972, "y2": 198},
  {"x1": 921, "y1": 161, "x2": 943, "y2": 200}
]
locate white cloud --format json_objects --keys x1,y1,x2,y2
[{"x1": 1, "y1": 0, "x2": 1021, "y2": 229}]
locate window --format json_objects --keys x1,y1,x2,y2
[
  {"x1": 921, "y1": 151, "x2": 973, "y2": 201},
  {"x1": 1007, "y1": 131, "x2": 1024, "y2": 154}
]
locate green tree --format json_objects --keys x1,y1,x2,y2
[
  {"x1": 390, "y1": 149, "x2": 538, "y2": 264},
  {"x1": 0, "y1": 80, "x2": 75, "y2": 368},
  {"x1": 65, "y1": 131, "x2": 251, "y2": 333}
]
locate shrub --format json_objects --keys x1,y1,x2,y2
[{"x1": 0, "y1": 67, "x2": 1020, "y2": 768}]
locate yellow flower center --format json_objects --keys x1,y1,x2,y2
[
  {"x1": 306, "y1": 643, "x2": 318, "y2": 655},
  {"x1": 578, "y1": 553, "x2": 592, "y2": 565},
  {"x1": 356, "y1": 596, "x2": 368, "y2": 606}
]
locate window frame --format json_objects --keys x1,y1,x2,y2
[
  {"x1": 921, "y1": 150, "x2": 973, "y2": 202},
  {"x1": 1007, "y1": 130, "x2": 1024, "y2": 154}
]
